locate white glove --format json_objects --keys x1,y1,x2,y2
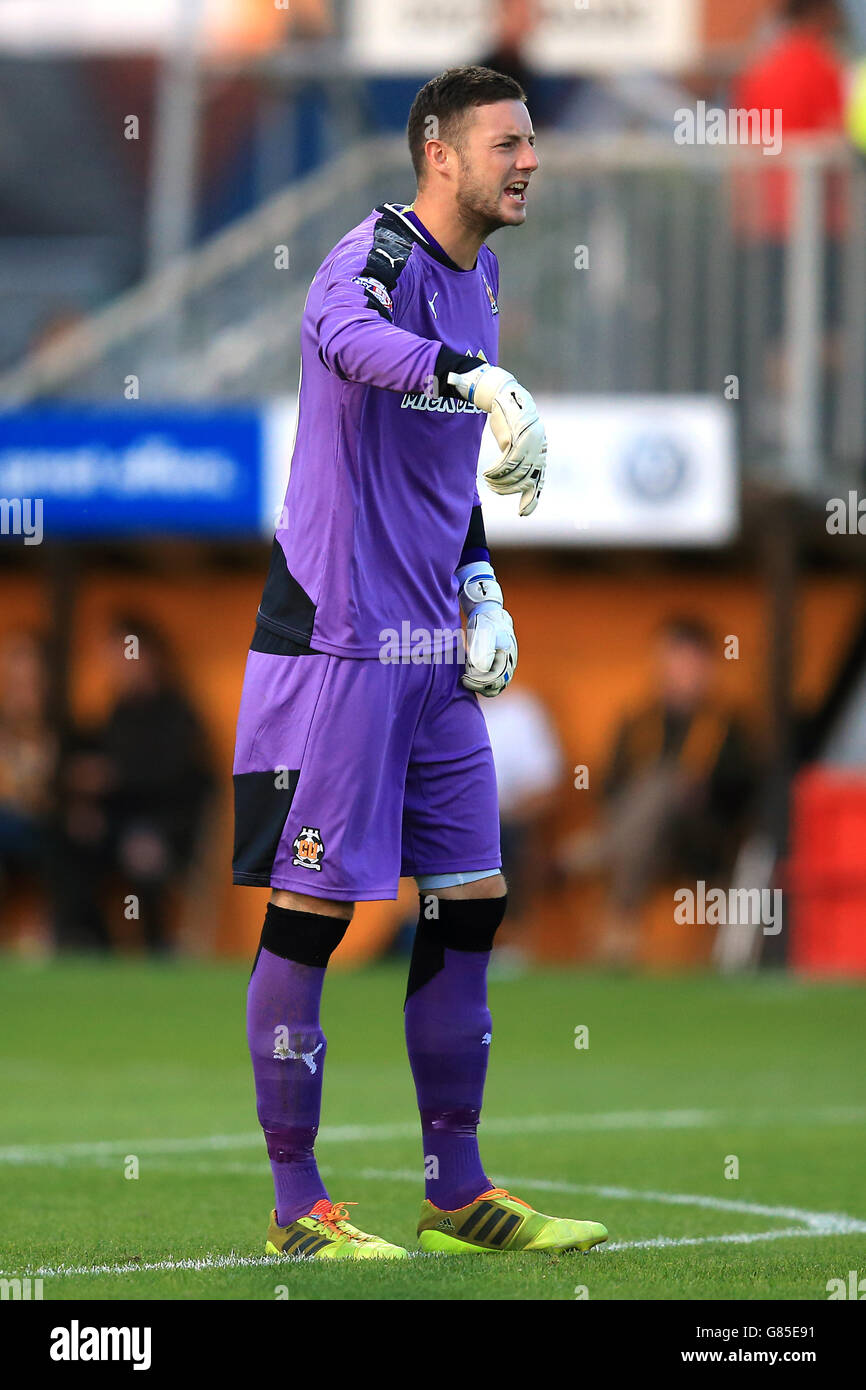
[
  {"x1": 447, "y1": 364, "x2": 546, "y2": 517},
  {"x1": 457, "y1": 561, "x2": 517, "y2": 698}
]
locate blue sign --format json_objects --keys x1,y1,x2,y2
[{"x1": 0, "y1": 408, "x2": 265, "y2": 537}]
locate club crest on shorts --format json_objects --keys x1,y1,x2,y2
[{"x1": 292, "y1": 826, "x2": 325, "y2": 871}]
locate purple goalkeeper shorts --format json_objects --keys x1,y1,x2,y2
[{"x1": 232, "y1": 641, "x2": 501, "y2": 902}]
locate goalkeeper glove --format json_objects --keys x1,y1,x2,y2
[
  {"x1": 447, "y1": 363, "x2": 546, "y2": 517},
  {"x1": 456, "y1": 560, "x2": 517, "y2": 698}
]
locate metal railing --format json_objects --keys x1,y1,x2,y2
[{"x1": 1, "y1": 133, "x2": 863, "y2": 495}]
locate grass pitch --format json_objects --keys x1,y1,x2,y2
[{"x1": 1, "y1": 956, "x2": 864, "y2": 1301}]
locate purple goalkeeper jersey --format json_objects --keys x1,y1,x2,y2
[{"x1": 256, "y1": 201, "x2": 500, "y2": 658}]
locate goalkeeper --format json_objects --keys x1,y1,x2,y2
[{"x1": 232, "y1": 65, "x2": 607, "y2": 1259}]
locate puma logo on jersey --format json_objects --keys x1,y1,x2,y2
[
  {"x1": 377, "y1": 249, "x2": 399, "y2": 268},
  {"x1": 428, "y1": 292, "x2": 439, "y2": 320}
]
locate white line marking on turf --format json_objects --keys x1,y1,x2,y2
[
  {"x1": 356, "y1": 1168, "x2": 866, "y2": 1236},
  {"x1": 606, "y1": 1229, "x2": 824, "y2": 1251},
  {"x1": 0, "y1": 1226, "x2": 836, "y2": 1280},
  {"x1": 5, "y1": 1166, "x2": 863, "y2": 1281},
  {"x1": 2, "y1": 1104, "x2": 864, "y2": 1166}
]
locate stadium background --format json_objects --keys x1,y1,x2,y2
[{"x1": 2, "y1": 0, "x2": 866, "y2": 975}]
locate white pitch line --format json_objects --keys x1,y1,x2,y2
[
  {"x1": 2, "y1": 1104, "x2": 864, "y2": 1166},
  {"x1": 0, "y1": 1226, "x2": 839, "y2": 1280},
  {"x1": 356, "y1": 1167, "x2": 866, "y2": 1236},
  {"x1": 1, "y1": 1251, "x2": 425, "y2": 1279},
  {"x1": 5, "y1": 1165, "x2": 863, "y2": 1281},
  {"x1": 606, "y1": 1229, "x2": 823, "y2": 1251}
]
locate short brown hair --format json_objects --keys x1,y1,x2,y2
[{"x1": 407, "y1": 66, "x2": 528, "y2": 185}]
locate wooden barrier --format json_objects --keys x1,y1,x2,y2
[{"x1": 0, "y1": 558, "x2": 861, "y2": 963}]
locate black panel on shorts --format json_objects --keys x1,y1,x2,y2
[
  {"x1": 255, "y1": 538, "x2": 317, "y2": 647},
  {"x1": 232, "y1": 768, "x2": 300, "y2": 885}
]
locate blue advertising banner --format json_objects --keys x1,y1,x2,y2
[{"x1": 0, "y1": 408, "x2": 265, "y2": 538}]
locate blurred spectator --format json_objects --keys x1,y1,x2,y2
[
  {"x1": 736, "y1": 0, "x2": 846, "y2": 137},
  {"x1": 481, "y1": 686, "x2": 564, "y2": 963},
  {"x1": 0, "y1": 631, "x2": 56, "y2": 922},
  {"x1": 731, "y1": 0, "x2": 848, "y2": 442},
  {"x1": 55, "y1": 616, "x2": 213, "y2": 955},
  {"x1": 732, "y1": 0, "x2": 847, "y2": 241},
  {"x1": 559, "y1": 618, "x2": 756, "y2": 967},
  {"x1": 477, "y1": 0, "x2": 559, "y2": 128}
]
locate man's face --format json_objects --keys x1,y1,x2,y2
[{"x1": 451, "y1": 99, "x2": 538, "y2": 235}]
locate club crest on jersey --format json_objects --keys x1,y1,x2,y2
[
  {"x1": 292, "y1": 826, "x2": 325, "y2": 871},
  {"x1": 482, "y1": 273, "x2": 499, "y2": 315},
  {"x1": 352, "y1": 275, "x2": 393, "y2": 314}
]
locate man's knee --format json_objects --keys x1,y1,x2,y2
[
  {"x1": 270, "y1": 888, "x2": 354, "y2": 921},
  {"x1": 433, "y1": 872, "x2": 507, "y2": 901}
]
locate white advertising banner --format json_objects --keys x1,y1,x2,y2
[
  {"x1": 477, "y1": 394, "x2": 738, "y2": 547},
  {"x1": 348, "y1": 0, "x2": 698, "y2": 75}
]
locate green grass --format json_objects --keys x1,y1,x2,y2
[{"x1": 1, "y1": 958, "x2": 864, "y2": 1300}]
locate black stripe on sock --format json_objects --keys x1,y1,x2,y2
[
  {"x1": 405, "y1": 894, "x2": 507, "y2": 1000},
  {"x1": 259, "y1": 902, "x2": 349, "y2": 968}
]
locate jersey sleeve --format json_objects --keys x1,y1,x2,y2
[{"x1": 314, "y1": 243, "x2": 444, "y2": 395}]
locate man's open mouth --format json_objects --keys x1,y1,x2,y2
[{"x1": 504, "y1": 181, "x2": 528, "y2": 204}]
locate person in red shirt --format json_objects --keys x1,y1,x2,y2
[
  {"x1": 733, "y1": 0, "x2": 847, "y2": 240},
  {"x1": 731, "y1": 0, "x2": 848, "y2": 435}
]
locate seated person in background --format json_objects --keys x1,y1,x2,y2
[
  {"x1": 481, "y1": 685, "x2": 565, "y2": 964},
  {"x1": 560, "y1": 617, "x2": 756, "y2": 967},
  {"x1": 55, "y1": 616, "x2": 213, "y2": 955}
]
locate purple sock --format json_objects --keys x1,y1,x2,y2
[
  {"x1": 247, "y1": 905, "x2": 348, "y2": 1226},
  {"x1": 404, "y1": 894, "x2": 507, "y2": 1210}
]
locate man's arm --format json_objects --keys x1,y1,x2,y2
[
  {"x1": 455, "y1": 496, "x2": 517, "y2": 698},
  {"x1": 315, "y1": 244, "x2": 485, "y2": 396},
  {"x1": 458, "y1": 489, "x2": 491, "y2": 570}
]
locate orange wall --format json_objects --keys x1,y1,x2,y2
[{"x1": 2, "y1": 556, "x2": 862, "y2": 962}]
